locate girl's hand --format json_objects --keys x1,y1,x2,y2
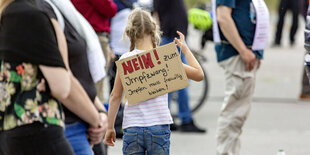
[
  {"x1": 104, "y1": 128, "x2": 116, "y2": 146},
  {"x1": 174, "y1": 31, "x2": 189, "y2": 53}
]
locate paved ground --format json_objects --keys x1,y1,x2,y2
[{"x1": 108, "y1": 13, "x2": 310, "y2": 155}]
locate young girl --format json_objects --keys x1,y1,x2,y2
[{"x1": 104, "y1": 9, "x2": 204, "y2": 155}]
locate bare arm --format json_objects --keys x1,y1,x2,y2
[
  {"x1": 87, "y1": 96, "x2": 108, "y2": 145},
  {"x1": 153, "y1": 11, "x2": 160, "y2": 26},
  {"x1": 104, "y1": 71, "x2": 123, "y2": 146},
  {"x1": 39, "y1": 66, "x2": 70, "y2": 100},
  {"x1": 174, "y1": 31, "x2": 204, "y2": 81},
  {"x1": 50, "y1": 18, "x2": 101, "y2": 128},
  {"x1": 94, "y1": 97, "x2": 106, "y2": 112},
  {"x1": 216, "y1": 5, "x2": 256, "y2": 71}
]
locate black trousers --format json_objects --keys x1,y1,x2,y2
[
  {"x1": 0, "y1": 122, "x2": 74, "y2": 155},
  {"x1": 275, "y1": 0, "x2": 300, "y2": 44},
  {"x1": 302, "y1": 67, "x2": 310, "y2": 95},
  {"x1": 92, "y1": 142, "x2": 108, "y2": 155}
]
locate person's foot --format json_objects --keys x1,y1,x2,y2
[
  {"x1": 299, "y1": 94, "x2": 310, "y2": 101},
  {"x1": 271, "y1": 42, "x2": 281, "y2": 47},
  {"x1": 179, "y1": 121, "x2": 206, "y2": 133},
  {"x1": 290, "y1": 40, "x2": 295, "y2": 47}
]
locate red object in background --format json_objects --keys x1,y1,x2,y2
[{"x1": 71, "y1": 0, "x2": 117, "y2": 33}]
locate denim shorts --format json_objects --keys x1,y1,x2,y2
[{"x1": 122, "y1": 125, "x2": 171, "y2": 155}]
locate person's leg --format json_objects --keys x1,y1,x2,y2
[
  {"x1": 275, "y1": 0, "x2": 288, "y2": 45},
  {"x1": 65, "y1": 122, "x2": 93, "y2": 155},
  {"x1": 177, "y1": 53, "x2": 193, "y2": 124},
  {"x1": 289, "y1": 0, "x2": 299, "y2": 45},
  {"x1": 122, "y1": 127, "x2": 145, "y2": 155},
  {"x1": 95, "y1": 78, "x2": 105, "y2": 103},
  {"x1": 160, "y1": 36, "x2": 174, "y2": 108},
  {"x1": 96, "y1": 34, "x2": 112, "y2": 103},
  {"x1": 95, "y1": 34, "x2": 111, "y2": 154},
  {"x1": 300, "y1": 67, "x2": 310, "y2": 99},
  {"x1": 160, "y1": 36, "x2": 192, "y2": 123},
  {"x1": 97, "y1": 34, "x2": 112, "y2": 71},
  {"x1": 145, "y1": 125, "x2": 171, "y2": 155},
  {"x1": 161, "y1": 35, "x2": 205, "y2": 132},
  {"x1": 216, "y1": 56, "x2": 257, "y2": 155},
  {"x1": 92, "y1": 142, "x2": 108, "y2": 155}
]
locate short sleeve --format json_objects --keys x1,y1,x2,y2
[
  {"x1": 37, "y1": 1, "x2": 58, "y2": 20},
  {"x1": 216, "y1": 0, "x2": 235, "y2": 9},
  {"x1": 119, "y1": 52, "x2": 130, "y2": 60},
  {"x1": 0, "y1": 3, "x2": 65, "y2": 68}
]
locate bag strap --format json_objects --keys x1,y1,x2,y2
[{"x1": 44, "y1": 0, "x2": 65, "y2": 31}]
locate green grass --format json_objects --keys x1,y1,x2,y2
[{"x1": 184, "y1": 0, "x2": 279, "y2": 11}]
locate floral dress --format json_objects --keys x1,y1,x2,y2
[{"x1": 0, "y1": 61, "x2": 65, "y2": 131}]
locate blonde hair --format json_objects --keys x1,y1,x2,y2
[
  {"x1": 0, "y1": 0, "x2": 14, "y2": 20},
  {"x1": 125, "y1": 8, "x2": 161, "y2": 51}
]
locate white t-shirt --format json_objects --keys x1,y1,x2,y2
[
  {"x1": 110, "y1": 9, "x2": 131, "y2": 56},
  {"x1": 119, "y1": 49, "x2": 173, "y2": 129}
]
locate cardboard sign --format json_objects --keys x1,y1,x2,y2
[{"x1": 116, "y1": 42, "x2": 189, "y2": 106}]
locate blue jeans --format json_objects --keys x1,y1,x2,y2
[
  {"x1": 122, "y1": 125, "x2": 171, "y2": 155},
  {"x1": 161, "y1": 36, "x2": 193, "y2": 124},
  {"x1": 65, "y1": 122, "x2": 93, "y2": 155}
]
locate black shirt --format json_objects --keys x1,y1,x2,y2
[
  {"x1": 153, "y1": 0, "x2": 188, "y2": 38},
  {"x1": 0, "y1": 0, "x2": 66, "y2": 131},
  {"x1": 37, "y1": 1, "x2": 97, "y2": 124}
]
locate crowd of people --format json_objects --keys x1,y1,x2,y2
[{"x1": 0, "y1": 0, "x2": 309, "y2": 155}]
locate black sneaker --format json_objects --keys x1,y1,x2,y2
[
  {"x1": 290, "y1": 40, "x2": 295, "y2": 47},
  {"x1": 179, "y1": 121, "x2": 206, "y2": 133},
  {"x1": 271, "y1": 42, "x2": 281, "y2": 47}
]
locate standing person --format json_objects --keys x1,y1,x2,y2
[
  {"x1": 71, "y1": 0, "x2": 117, "y2": 105},
  {"x1": 153, "y1": 0, "x2": 206, "y2": 132},
  {"x1": 300, "y1": 0, "x2": 310, "y2": 100},
  {"x1": 0, "y1": 0, "x2": 102, "y2": 154},
  {"x1": 104, "y1": 9, "x2": 204, "y2": 154},
  {"x1": 108, "y1": 0, "x2": 137, "y2": 138},
  {"x1": 215, "y1": 0, "x2": 266, "y2": 154},
  {"x1": 274, "y1": 0, "x2": 300, "y2": 46},
  {"x1": 304, "y1": 4, "x2": 310, "y2": 90},
  {"x1": 37, "y1": 0, "x2": 108, "y2": 155},
  {"x1": 70, "y1": 0, "x2": 117, "y2": 151}
]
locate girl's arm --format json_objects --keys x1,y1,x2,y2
[
  {"x1": 104, "y1": 71, "x2": 123, "y2": 146},
  {"x1": 50, "y1": 18, "x2": 101, "y2": 128},
  {"x1": 174, "y1": 31, "x2": 204, "y2": 81}
]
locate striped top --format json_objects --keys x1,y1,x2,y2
[{"x1": 119, "y1": 49, "x2": 173, "y2": 129}]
